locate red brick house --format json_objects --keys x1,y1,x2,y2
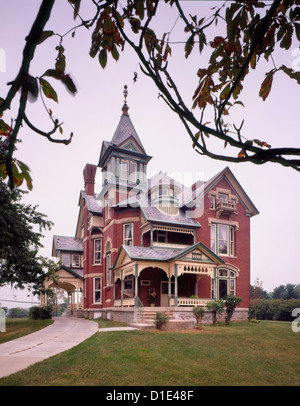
[{"x1": 48, "y1": 94, "x2": 259, "y2": 325}]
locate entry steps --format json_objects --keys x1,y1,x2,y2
[{"x1": 128, "y1": 307, "x2": 194, "y2": 330}]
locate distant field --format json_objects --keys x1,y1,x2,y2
[{"x1": 0, "y1": 320, "x2": 299, "y2": 386}]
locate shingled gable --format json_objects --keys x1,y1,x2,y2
[
  {"x1": 98, "y1": 103, "x2": 151, "y2": 167},
  {"x1": 113, "y1": 241, "x2": 225, "y2": 268},
  {"x1": 190, "y1": 167, "x2": 259, "y2": 217},
  {"x1": 52, "y1": 235, "x2": 83, "y2": 257}
]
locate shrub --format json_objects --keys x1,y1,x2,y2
[
  {"x1": 29, "y1": 305, "x2": 52, "y2": 320},
  {"x1": 8, "y1": 307, "x2": 29, "y2": 318},
  {"x1": 250, "y1": 299, "x2": 300, "y2": 321},
  {"x1": 193, "y1": 306, "x2": 205, "y2": 329},
  {"x1": 224, "y1": 295, "x2": 243, "y2": 325},
  {"x1": 206, "y1": 299, "x2": 224, "y2": 325},
  {"x1": 153, "y1": 312, "x2": 169, "y2": 330}
]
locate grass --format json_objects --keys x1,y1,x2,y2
[
  {"x1": 0, "y1": 318, "x2": 54, "y2": 344},
  {"x1": 0, "y1": 320, "x2": 299, "y2": 386}
]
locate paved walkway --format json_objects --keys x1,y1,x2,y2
[{"x1": 0, "y1": 317, "x2": 99, "y2": 378}]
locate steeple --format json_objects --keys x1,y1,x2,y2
[
  {"x1": 110, "y1": 85, "x2": 146, "y2": 154},
  {"x1": 98, "y1": 86, "x2": 152, "y2": 191}
]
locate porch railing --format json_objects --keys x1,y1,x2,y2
[{"x1": 177, "y1": 298, "x2": 213, "y2": 307}]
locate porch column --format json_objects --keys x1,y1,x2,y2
[
  {"x1": 121, "y1": 270, "x2": 124, "y2": 307},
  {"x1": 168, "y1": 270, "x2": 171, "y2": 307},
  {"x1": 150, "y1": 224, "x2": 153, "y2": 248},
  {"x1": 213, "y1": 267, "x2": 216, "y2": 300},
  {"x1": 113, "y1": 271, "x2": 115, "y2": 306},
  {"x1": 195, "y1": 276, "x2": 198, "y2": 297},
  {"x1": 134, "y1": 263, "x2": 138, "y2": 307},
  {"x1": 174, "y1": 264, "x2": 178, "y2": 306}
]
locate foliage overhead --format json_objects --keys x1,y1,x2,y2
[
  {"x1": 0, "y1": 178, "x2": 58, "y2": 295},
  {"x1": 1, "y1": 0, "x2": 300, "y2": 190}
]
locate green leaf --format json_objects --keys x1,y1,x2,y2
[
  {"x1": 39, "y1": 78, "x2": 58, "y2": 102},
  {"x1": 99, "y1": 48, "x2": 108, "y2": 68},
  {"x1": 220, "y1": 83, "x2": 231, "y2": 101},
  {"x1": 37, "y1": 31, "x2": 55, "y2": 45}
]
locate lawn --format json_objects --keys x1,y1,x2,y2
[
  {"x1": 0, "y1": 320, "x2": 299, "y2": 386},
  {"x1": 0, "y1": 318, "x2": 54, "y2": 344}
]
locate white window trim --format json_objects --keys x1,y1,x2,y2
[
  {"x1": 123, "y1": 223, "x2": 134, "y2": 246},
  {"x1": 93, "y1": 238, "x2": 102, "y2": 265},
  {"x1": 93, "y1": 277, "x2": 102, "y2": 304},
  {"x1": 210, "y1": 223, "x2": 235, "y2": 257}
]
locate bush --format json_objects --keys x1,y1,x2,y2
[
  {"x1": 8, "y1": 307, "x2": 29, "y2": 318},
  {"x1": 193, "y1": 306, "x2": 205, "y2": 329},
  {"x1": 206, "y1": 299, "x2": 224, "y2": 325},
  {"x1": 250, "y1": 299, "x2": 300, "y2": 321},
  {"x1": 224, "y1": 295, "x2": 243, "y2": 325},
  {"x1": 153, "y1": 312, "x2": 169, "y2": 330},
  {"x1": 29, "y1": 305, "x2": 52, "y2": 320}
]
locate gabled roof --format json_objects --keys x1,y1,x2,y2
[
  {"x1": 55, "y1": 265, "x2": 84, "y2": 279},
  {"x1": 190, "y1": 166, "x2": 259, "y2": 217},
  {"x1": 52, "y1": 235, "x2": 83, "y2": 257},
  {"x1": 79, "y1": 191, "x2": 102, "y2": 214},
  {"x1": 113, "y1": 242, "x2": 224, "y2": 268}
]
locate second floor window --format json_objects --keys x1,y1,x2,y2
[
  {"x1": 93, "y1": 239, "x2": 102, "y2": 264},
  {"x1": 123, "y1": 223, "x2": 133, "y2": 246},
  {"x1": 210, "y1": 224, "x2": 235, "y2": 256}
]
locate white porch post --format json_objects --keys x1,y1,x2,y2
[
  {"x1": 168, "y1": 270, "x2": 171, "y2": 307},
  {"x1": 134, "y1": 263, "x2": 138, "y2": 307},
  {"x1": 121, "y1": 270, "x2": 124, "y2": 307},
  {"x1": 174, "y1": 264, "x2": 178, "y2": 306}
]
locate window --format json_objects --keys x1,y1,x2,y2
[
  {"x1": 104, "y1": 195, "x2": 111, "y2": 220},
  {"x1": 72, "y1": 254, "x2": 81, "y2": 267},
  {"x1": 192, "y1": 253, "x2": 202, "y2": 260},
  {"x1": 218, "y1": 193, "x2": 228, "y2": 203},
  {"x1": 123, "y1": 223, "x2": 133, "y2": 246},
  {"x1": 61, "y1": 253, "x2": 70, "y2": 267},
  {"x1": 121, "y1": 160, "x2": 129, "y2": 180},
  {"x1": 217, "y1": 269, "x2": 236, "y2": 299},
  {"x1": 210, "y1": 224, "x2": 235, "y2": 256},
  {"x1": 210, "y1": 195, "x2": 216, "y2": 209},
  {"x1": 94, "y1": 277, "x2": 102, "y2": 303},
  {"x1": 93, "y1": 239, "x2": 102, "y2": 264},
  {"x1": 129, "y1": 161, "x2": 137, "y2": 183},
  {"x1": 106, "y1": 252, "x2": 111, "y2": 286}
]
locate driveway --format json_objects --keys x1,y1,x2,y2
[{"x1": 0, "y1": 317, "x2": 98, "y2": 378}]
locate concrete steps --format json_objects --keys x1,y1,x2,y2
[{"x1": 128, "y1": 307, "x2": 194, "y2": 330}]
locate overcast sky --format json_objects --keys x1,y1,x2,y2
[{"x1": 0, "y1": 1, "x2": 299, "y2": 307}]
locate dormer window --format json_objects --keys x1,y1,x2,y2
[
  {"x1": 151, "y1": 185, "x2": 179, "y2": 215},
  {"x1": 120, "y1": 159, "x2": 137, "y2": 183}
]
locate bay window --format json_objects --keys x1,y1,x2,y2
[
  {"x1": 94, "y1": 277, "x2": 102, "y2": 303},
  {"x1": 93, "y1": 238, "x2": 102, "y2": 264}
]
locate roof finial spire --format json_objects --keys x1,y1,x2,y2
[{"x1": 122, "y1": 85, "x2": 129, "y2": 116}]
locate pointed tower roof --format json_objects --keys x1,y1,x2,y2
[
  {"x1": 111, "y1": 85, "x2": 146, "y2": 153},
  {"x1": 98, "y1": 85, "x2": 151, "y2": 167}
]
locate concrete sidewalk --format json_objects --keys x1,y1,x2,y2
[{"x1": 0, "y1": 317, "x2": 98, "y2": 378}]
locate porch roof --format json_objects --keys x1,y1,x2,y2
[{"x1": 119, "y1": 242, "x2": 225, "y2": 265}]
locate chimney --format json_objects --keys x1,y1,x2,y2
[{"x1": 83, "y1": 163, "x2": 97, "y2": 196}]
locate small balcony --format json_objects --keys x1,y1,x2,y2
[{"x1": 216, "y1": 200, "x2": 237, "y2": 219}]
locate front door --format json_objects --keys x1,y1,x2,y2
[{"x1": 160, "y1": 281, "x2": 174, "y2": 306}]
